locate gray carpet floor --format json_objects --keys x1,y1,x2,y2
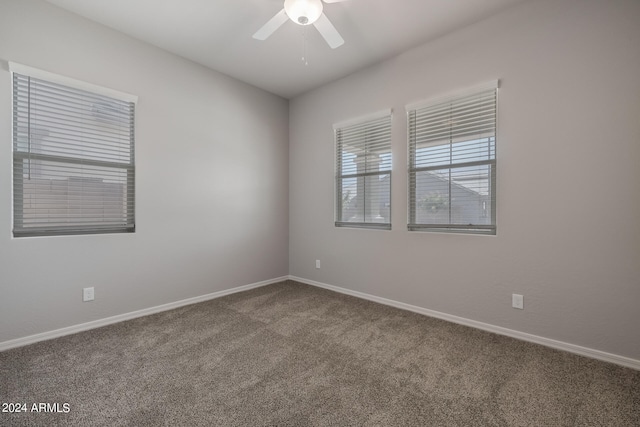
[{"x1": 1, "y1": 280, "x2": 639, "y2": 426}]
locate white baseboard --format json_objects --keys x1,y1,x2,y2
[
  {"x1": 289, "y1": 275, "x2": 640, "y2": 371},
  {"x1": 4, "y1": 275, "x2": 638, "y2": 371},
  {"x1": 0, "y1": 276, "x2": 288, "y2": 352}
]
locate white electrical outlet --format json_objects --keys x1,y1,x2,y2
[
  {"x1": 83, "y1": 287, "x2": 95, "y2": 302},
  {"x1": 512, "y1": 293, "x2": 524, "y2": 309},
  {"x1": 315, "y1": 260, "x2": 321, "y2": 269}
]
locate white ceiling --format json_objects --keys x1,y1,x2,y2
[{"x1": 45, "y1": 0, "x2": 527, "y2": 99}]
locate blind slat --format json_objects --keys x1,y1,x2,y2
[
  {"x1": 408, "y1": 85, "x2": 497, "y2": 234},
  {"x1": 12, "y1": 70, "x2": 136, "y2": 237},
  {"x1": 335, "y1": 113, "x2": 392, "y2": 228}
]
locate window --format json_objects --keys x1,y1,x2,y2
[
  {"x1": 11, "y1": 63, "x2": 136, "y2": 237},
  {"x1": 335, "y1": 111, "x2": 392, "y2": 230},
  {"x1": 407, "y1": 81, "x2": 497, "y2": 234}
]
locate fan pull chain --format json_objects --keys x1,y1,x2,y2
[{"x1": 302, "y1": 27, "x2": 309, "y2": 66}]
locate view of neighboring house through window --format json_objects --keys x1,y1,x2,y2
[
  {"x1": 335, "y1": 110, "x2": 392, "y2": 230},
  {"x1": 407, "y1": 81, "x2": 497, "y2": 234},
  {"x1": 11, "y1": 63, "x2": 136, "y2": 237}
]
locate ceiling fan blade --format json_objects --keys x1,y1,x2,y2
[
  {"x1": 253, "y1": 9, "x2": 288, "y2": 40},
  {"x1": 313, "y1": 13, "x2": 344, "y2": 49}
]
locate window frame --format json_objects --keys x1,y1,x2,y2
[
  {"x1": 10, "y1": 62, "x2": 137, "y2": 238},
  {"x1": 334, "y1": 109, "x2": 393, "y2": 230},
  {"x1": 406, "y1": 81, "x2": 498, "y2": 235}
]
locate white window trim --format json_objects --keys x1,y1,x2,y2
[
  {"x1": 334, "y1": 109, "x2": 393, "y2": 230},
  {"x1": 10, "y1": 62, "x2": 137, "y2": 238},
  {"x1": 405, "y1": 80, "x2": 499, "y2": 113},
  {"x1": 406, "y1": 80, "x2": 498, "y2": 235},
  {"x1": 333, "y1": 108, "x2": 392, "y2": 131},
  {"x1": 9, "y1": 62, "x2": 138, "y2": 104}
]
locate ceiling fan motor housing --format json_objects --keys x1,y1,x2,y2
[{"x1": 284, "y1": 0, "x2": 324, "y2": 26}]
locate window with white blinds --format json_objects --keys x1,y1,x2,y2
[
  {"x1": 11, "y1": 64, "x2": 136, "y2": 237},
  {"x1": 407, "y1": 82, "x2": 497, "y2": 234},
  {"x1": 335, "y1": 111, "x2": 392, "y2": 230}
]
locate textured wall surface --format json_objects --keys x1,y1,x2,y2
[
  {"x1": 289, "y1": 0, "x2": 640, "y2": 360},
  {"x1": 1, "y1": 0, "x2": 639, "y2": 364},
  {"x1": 0, "y1": 0, "x2": 289, "y2": 343}
]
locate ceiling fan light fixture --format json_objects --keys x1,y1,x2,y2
[{"x1": 284, "y1": 0, "x2": 323, "y2": 26}]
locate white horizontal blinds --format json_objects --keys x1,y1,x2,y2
[
  {"x1": 12, "y1": 71, "x2": 135, "y2": 237},
  {"x1": 408, "y1": 84, "x2": 497, "y2": 234},
  {"x1": 336, "y1": 113, "x2": 392, "y2": 229}
]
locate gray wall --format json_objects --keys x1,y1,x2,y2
[
  {"x1": 289, "y1": 0, "x2": 640, "y2": 360},
  {"x1": 0, "y1": 0, "x2": 289, "y2": 343},
  {"x1": 1, "y1": 0, "x2": 639, "y2": 363}
]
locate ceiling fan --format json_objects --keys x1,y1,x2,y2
[{"x1": 253, "y1": 0, "x2": 349, "y2": 49}]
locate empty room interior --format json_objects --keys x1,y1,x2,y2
[{"x1": 1, "y1": 0, "x2": 639, "y2": 425}]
